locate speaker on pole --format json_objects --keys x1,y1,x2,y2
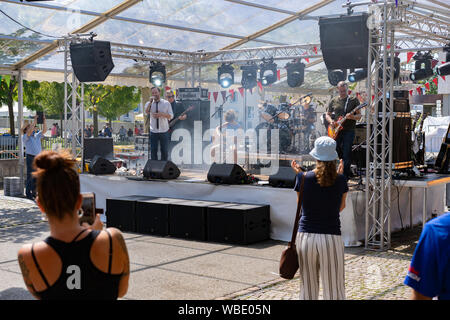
[
  {"x1": 70, "y1": 40, "x2": 114, "y2": 82},
  {"x1": 319, "y1": 13, "x2": 370, "y2": 70},
  {"x1": 207, "y1": 163, "x2": 248, "y2": 184},
  {"x1": 143, "y1": 160, "x2": 180, "y2": 179}
]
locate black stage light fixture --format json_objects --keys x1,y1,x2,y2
[
  {"x1": 149, "y1": 61, "x2": 166, "y2": 87},
  {"x1": 259, "y1": 58, "x2": 277, "y2": 86},
  {"x1": 348, "y1": 68, "x2": 367, "y2": 83},
  {"x1": 218, "y1": 63, "x2": 234, "y2": 88},
  {"x1": 328, "y1": 69, "x2": 347, "y2": 86},
  {"x1": 410, "y1": 52, "x2": 434, "y2": 82},
  {"x1": 436, "y1": 45, "x2": 450, "y2": 77},
  {"x1": 285, "y1": 60, "x2": 305, "y2": 87},
  {"x1": 377, "y1": 56, "x2": 400, "y2": 82},
  {"x1": 240, "y1": 63, "x2": 258, "y2": 89}
]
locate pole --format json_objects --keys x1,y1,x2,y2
[{"x1": 17, "y1": 69, "x2": 24, "y2": 195}]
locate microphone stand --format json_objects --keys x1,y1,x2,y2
[{"x1": 211, "y1": 95, "x2": 231, "y2": 163}]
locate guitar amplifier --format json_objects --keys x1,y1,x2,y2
[{"x1": 177, "y1": 87, "x2": 208, "y2": 101}]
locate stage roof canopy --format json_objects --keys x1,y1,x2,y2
[{"x1": 0, "y1": 0, "x2": 448, "y2": 92}]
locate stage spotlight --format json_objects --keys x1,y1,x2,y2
[
  {"x1": 240, "y1": 63, "x2": 258, "y2": 89},
  {"x1": 285, "y1": 60, "x2": 305, "y2": 87},
  {"x1": 328, "y1": 69, "x2": 347, "y2": 86},
  {"x1": 259, "y1": 58, "x2": 278, "y2": 86},
  {"x1": 348, "y1": 68, "x2": 367, "y2": 83},
  {"x1": 436, "y1": 46, "x2": 450, "y2": 77},
  {"x1": 410, "y1": 52, "x2": 434, "y2": 82},
  {"x1": 218, "y1": 63, "x2": 234, "y2": 88},
  {"x1": 149, "y1": 61, "x2": 166, "y2": 87}
]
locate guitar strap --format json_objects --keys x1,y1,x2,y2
[{"x1": 344, "y1": 96, "x2": 350, "y2": 114}]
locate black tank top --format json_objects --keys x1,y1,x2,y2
[{"x1": 31, "y1": 229, "x2": 122, "y2": 300}]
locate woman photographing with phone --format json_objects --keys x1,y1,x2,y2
[
  {"x1": 291, "y1": 136, "x2": 348, "y2": 300},
  {"x1": 17, "y1": 150, "x2": 130, "y2": 300}
]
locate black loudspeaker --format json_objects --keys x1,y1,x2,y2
[
  {"x1": 393, "y1": 90, "x2": 409, "y2": 99},
  {"x1": 106, "y1": 196, "x2": 152, "y2": 232},
  {"x1": 169, "y1": 200, "x2": 222, "y2": 241},
  {"x1": 84, "y1": 137, "x2": 114, "y2": 160},
  {"x1": 207, "y1": 203, "x2": 270, "y2": 244},
  {"x1": 377, "y1": 99, "x2": 410, "y2": 113},
  {"x1": 178, "y1": 100, "x2": 211, "y2": 132},
  {"x1": 89, "y1": 155, "x2": 116, "y2": 175},
  {"x1": 354, "y1": 123, "x2": 367, "y2": 145},
  {"x1": 207, "y1": 163, "x2": 247, "y2": 184},
  {"x1": 268, "y1": 167, "x2": 297, "y2": 188},
  {"x1": 135, "y1": 198, "x2": 185, "y2": 236},
  {"x1": 319, "y1": 13, "x2": 370, "y2": 70},
  {"x1": 143, "y1": 160, "x2": 180, "y2": 179},
  {"x1": 70, "y1": 40, "x2": 114, "y2": 82}
]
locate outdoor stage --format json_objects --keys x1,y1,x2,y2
[{"x1": 80, "y1": 169, "x2": 449, "y2": 246}]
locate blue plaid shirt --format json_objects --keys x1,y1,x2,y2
[{"x1": 22, "y1": 131, "x2": 43, "y2": 156}]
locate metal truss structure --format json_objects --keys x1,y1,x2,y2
[{"x1": 363, "y1": 0, "x2": 449, "y2": 251}]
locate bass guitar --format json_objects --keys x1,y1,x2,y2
[
  {"x1": 169, "y1": 105, "x2": 194, "y2": 128},
  {"x1": 327, "y1": 102, "x2": 367, "y2": 140}
]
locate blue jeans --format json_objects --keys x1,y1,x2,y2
[
  {"x1": 26, "y1": 154, "x2": 36, "y2": 199},
  {"x1": 150, "y1": 132, "x2": 169, "y2": 161},
  {"x1": 335, "y1": 130, "x2": 355, "y2": 179}
]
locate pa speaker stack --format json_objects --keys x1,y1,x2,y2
[
  {"x1": 88, "y1": 155, "x2": 116, "y2": 175},
  {"x1": 319, "y1": 13, "x2": 370, "y2": 70},
  {"x1": 70, "y1": 40, "x2": 114, "y2": 82}
]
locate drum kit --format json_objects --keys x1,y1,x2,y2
[{"x1": 255, "y1": 95, "x2": 317, "y2": 154}]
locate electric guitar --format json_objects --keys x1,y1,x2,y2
[
  {"x1": 169, "y1": 105, "x2": 194, "y2": 128},
  {"x1": 327, "y1": 102, "x2": 367, "y2": 140}
]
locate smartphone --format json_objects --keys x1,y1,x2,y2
[
  {"x1": 79, "y1": 192, "x2": 96, "y2": 225},
  {"x1": 37, "y1": 111, "x2": 44, "y2": 125}
]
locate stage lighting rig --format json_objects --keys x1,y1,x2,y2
[
  {"x1": 285, "y1": 60, "x2": 305, "y2": 88},
  {"x1": 328, "y1": 69, "x2": 347, "y2": 86},
  {"x1": 240, "y1": 63, "x2": 258, "y2": 89},
  {"x1": 436, "y1": 44, "x2": 450, "y2": 77},
  {"x1": 348, "y1": 68, "x2": 367, "y2": 83},
  {"x1": 259, "y1": 58, "x2": 277, "y2": 86},
  {"x1": 149, "y1": 61, "x2": 166, "y2": 87},
  {"x1": 410, "y1": 51, "x2": 434, "y2": 82},
  {"x1": 218, "y1": 63, "x2": 234, "y2": 88}
]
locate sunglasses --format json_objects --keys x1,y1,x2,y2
[{"x1": 167, "y1": 95, "x2": 175, "y2": 98}]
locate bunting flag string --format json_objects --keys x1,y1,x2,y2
[
  {"x1": 433, "y1": 78, "x2": 438, "y2": 87},
  {"x1": 208, "y1": 92, "x2": 211, "y2": 101},
  {"x1": 238, "y1": 87, "x2": 245, "y2": 98},
  {"x1": 229, "y1": 89, "x2": 235, "y2": 100},
  {"x1": 221, "y1": 90, "x2": 227, "y2": 102},
  {"x1": 313, "y1": 46, "x2": 318, "y2": 54},
  {"x1": 416, "y1": 87, "x2": 422, "y2": 95},
  {"x1": 257, "y1": 81, "x2": 263, "y2": 92},
  {"x1": 277, "y1": 69, "x2": 281, "y2": 81},
  {"x1": 424, "y1": 82, "x2": 430, "y2": 91},
  {"x1": 407, "y1": 52, "x2": 415, "y2": 64},
  {"x1": 213, "y1": 91, "x2": 218, "y2": 103},
  {"x1": 409, "y1": 90, "x2": 413, "y2": 96}
]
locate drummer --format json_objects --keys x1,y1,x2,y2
[{"x1": 259, "y1": 101, "x2": 277, "y2": 124}]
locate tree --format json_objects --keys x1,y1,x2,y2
[
  {"x1": 23, "y1": 80, "x2": 43, "y2": 112},
  {"x1": 0, "y1": 76, "x2": 18, "y2": 137},
  {"x1": 39, "y1": 81, "x2": 65, "y2": 135},
  {"x1": 84, "y1": 84, "x2": 111, "y2": 137},
  {"x1": 97, "y1": 85, "x2": 141, "y2": 126}
]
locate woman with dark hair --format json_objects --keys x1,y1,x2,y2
[
  {"x1": 17, "y1": 150, "x2": 130, "y2": 300},
  {"x1": 291, "y1": 136, "x2": 348, "y2": 300}
]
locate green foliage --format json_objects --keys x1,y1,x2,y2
[
  {"x1": 39, "y1": 82, "x2": 65, "y2": 117},
  {"x1": 97, "y1": 85, "x2": 141, "y2": 121},
  {"x1": 23, "y1": 80, "x2": 43, "y2": 111}
]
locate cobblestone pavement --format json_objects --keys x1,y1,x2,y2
[
  {"x1": 0, "y1": 193, "x2": 436, "y2": 300},
  {"x1": 218, "y1": 227, "x2": 422, "y2": 300}
]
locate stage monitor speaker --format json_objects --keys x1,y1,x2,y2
[
  {"x1": 354, "y1": 123, "x2": 367, "y2": 145},
  {"x1": 319, "y1": 13, "x2": 370, "y2": 70},
  {"x1": 207, "y1": 203, "x2": 270, "y2": 244},
  {"x1": 70, "y1": 40, "x2": 114, "y2": 82},
  {"x1": 106, "y1": 196, "x2": 153, "y2": 232},
  {"x1": 89, "y1": 155, "x2": 116, "y2": 175},
  {"x1": 268, "y1": 167, "x2": 297, "y2": 188},
  {"x1": 135, "y1": 198, "x2": 186, "y2": 236},
  {"x1": 207, "y1": 163, "x2": 247, "y2": 184},
  {"x1": 169, "y1": 200, "x2": 222, "y2": 241},
  {"x1": 143, "y1": 160, "x2": 180, "y2": 179},
  {"x1": 84, "y1": 137, "x2": 114, "y2": 160}
]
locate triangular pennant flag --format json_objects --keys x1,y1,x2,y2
[
  {"x1": 165, "y1": 86, "x2": 171, "y2": 91},
  {"x1": 208, "y1": 92, "x2": 211, "y2": 100},
  {"x1": 313, "y1": 46, "x2": 318, "y2": 54},
  {"x1": 221, "y1": 90, "x2": 227, "y2": 102},
  {"x1": 257, "y1": 81, "x2": 263, "y2": 92},
  {"x1": 409, "y1": 90, "x2": 413, "y2": 96},
  {"x1": 433, "y1": 78, "x2": 438, "y2": 86},
  {"x1": 407, "y1": 52, "x2": 414, "y2": 64},
  {"x1": 229, "y1": 89, "x2": 235, "y2": 100},
  {"x1": 424, "y1": 82, "x2": 430, "y2": 90},
  {"x1": 416, "y1": 87, "x2": 422, "y2": 95},
  {"x1": 238, "y1": 87, "x2": 245, "y2": 98},
  {"x1": 371, "y1": 95, "x2": 375, "y2": 101},
  {"x1": 277, "y1": 69, "x2": 281, "y2": 81},
  {"x1": 441, "y1": 75, "x2": 446, "y2": 81},
  {"x1": 213, "y1": 91, "x2": 218, "y2": 103}
]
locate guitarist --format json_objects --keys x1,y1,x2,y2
[{"x1": 325, "y1": 81, "x2": 362, "y2": 180}]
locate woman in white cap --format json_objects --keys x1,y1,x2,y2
[{"x1": 291, "y1": 136, "x2": 348, "y2": 300}]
